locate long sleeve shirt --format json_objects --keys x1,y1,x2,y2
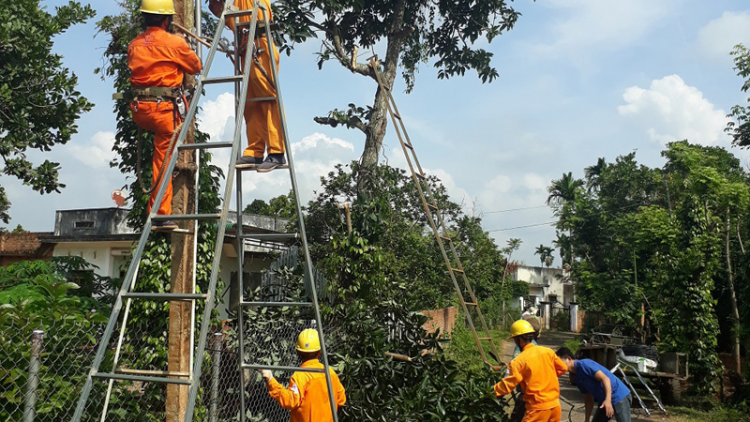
[
  {"x1": 494, "y1": 343, "x2": 568, "y2": 411},
  {"x1": 267, "y1": 359, "x2": 346, "y2": 422},
  {"x1": 128, "y1": 26, "x2": 202, "y2": 88},
  {"x1": 226, "y1": 0, "x2": 273, "y2": 31}
]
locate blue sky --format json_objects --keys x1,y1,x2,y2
[{"x1": 5, "y1": 0, "x2": 750, "y2": 264}]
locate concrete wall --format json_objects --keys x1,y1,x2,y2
[{"x1": 53, "y1": 241, "x2": 133, "y2": 279}]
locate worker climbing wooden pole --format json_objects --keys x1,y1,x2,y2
[{"x1": 125, "y1": 0, "x2": 201, "y2": 420}]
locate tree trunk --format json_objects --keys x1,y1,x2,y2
[
  {"x1": 726, "y1": 209, "x2": 742, "y2": 375},
  {"x1": 357, "y1": 0, "x2": 406, "y2": 194},
  {"x1": 166, "y1": 1, "x2": 196, "y2": 420}
]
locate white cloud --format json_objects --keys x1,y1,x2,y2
[
  {"x1": 618, "y1": 75, "x2": 730, "y2": 146},
  {"x1": 533, "y1": 0, "x2": 674, "y2": 58},
  {"x1": 68, "y1": 131, "x2": 116, "y2": 169},
  {"x1": 695, "y1": 11, "x2": 750, "y2": 63},
  {"x1": 199, "y1": 92, "x2": 235, "y2": 142}
]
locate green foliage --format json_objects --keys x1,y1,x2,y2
[
  {"x1": 557, "y1": 142, "x2": 750, "y2": 394},
  {"x1": 562, "y1": 339, "x2": 581, "y2": 355},
  {"x1": 0, "y1": 258, "x2": 109, "y2": 421},
  {"x1": 273, "y1": 0, "x2": 521, "y2": 92},
  {"x1": 243, "y1": 191, "x2": 297, "y2": 218},
  {"x1": 320, "y1": 232, "x2": 511, "y2": 421},
  {"x1": 727, "y1": 44, "x2": 750, "y2": 148},
  {"x1": 0, "y1": 0, "x2": 95, "y2": 223}
]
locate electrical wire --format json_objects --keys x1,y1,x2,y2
[
  {"x1": 483, "y1": 205, "x2": 548, "y2": 214},
  {"x1": 486, "y1": 202, "x2": 651, "y2": 233}
]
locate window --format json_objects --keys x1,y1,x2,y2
[
  {"x1": 74, "y1": 220, "x2": 95, "y2": 229},
  {"x1": 548, "y1": 294, "x2": 558, "y2": 304}
]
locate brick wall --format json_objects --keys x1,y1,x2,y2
[
  {"x1": 421, "y1": 306, "x2": 457, "y2": 337},
  {"x1": 0, "y1": 232, "x2": 54, "y2": 265}
]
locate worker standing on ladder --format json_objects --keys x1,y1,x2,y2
[
  {"x1": 259, "y1": 329, "x2": 346, "y2": 421},
  {"x1": 209, "y1": 0, "x2": 286, "y2": 172},
  {"x1": 127, "y1": 0, "x2": 202, "y2": 230},
  {"x1": 493, "y1": 320, "x2": 568, "y2": 422}
]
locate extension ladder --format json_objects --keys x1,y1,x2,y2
[
  {"x1": 369, "y1": 58, "x2": 502, "y2": 366},
  {"x1": 71, "y1": 2, "x2": 339, "y2": 421}
]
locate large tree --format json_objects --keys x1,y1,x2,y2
[
  {"x1": 273, "y1": 0, "x2": 521, "y2": 191},
  {"x1": 0, "y1": 0, "x2": 95, "y2": 223},
  {"x1": 727, "y1": 44, "x2": 750, "y2": 147}
]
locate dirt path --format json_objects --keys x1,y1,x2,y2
[{"x1": 501, "y1": 331, "x2": 676, "y2": 422}]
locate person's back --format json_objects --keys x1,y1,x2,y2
[
  {"x1": 268, "y1": 359, "x2": 345, "y2": 422},
  {"x1": 128, "y1": 26, "x2": 201, "y2": 88},
  {"x1": 497, "y1": 344, "x2": 567, "y2": 411},
  {"x1": 261, "y1": 330, "x2": 346, "y2": 422}
]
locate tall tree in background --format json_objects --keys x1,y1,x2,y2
[
  {"x1": 727, "y1": 43, "x2": 750, "y2": 147},
  {"x1": 272, "y1": 0, "x2": 521, "y2": 192},
  {"x1": 0, "y1": 0, "x2": 95, "y2": 223}
]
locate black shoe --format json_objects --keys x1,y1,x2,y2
[
  {"x1": 152, "y1": 220, "x2": 178, "y2": 231},
  {"x1": 257, "y1": 154, "x2": 287, "y2": 173},
  {"x1": 236, "y1": 155, "x2": 264, "y2": 169}
]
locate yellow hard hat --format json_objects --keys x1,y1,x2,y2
[
  {"x1": 510, "y1": 319, "x2": 536, "y2": 338},
  {"x1": 140, "y1": 0, "x2": 175, "y2": 15},
  {"x1": 296, "y1": 329, "x2": 321, "y2": 352}
]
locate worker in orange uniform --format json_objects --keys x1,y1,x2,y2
[
  {"x1": 259, "y1": 329, "x2": 346, "y2": 422},
  {"x1": 209, "y1": 0, "x2": 286, "y2": 172},
  {"x1": 127, "y1": 0, "x2": 202, "y2": 230},
  {"x1": 493, "y1": 320, "x2": 569, "y2": 422}
]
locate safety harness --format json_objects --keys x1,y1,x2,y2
[{"x1": 113, "y1": 86, "x2": 187, "y2": 195}]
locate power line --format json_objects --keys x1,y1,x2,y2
[
  {"x1": 486, "y1": 202, "x2": 651, "y2": 233},
  {"x1": 483, "y1": 205, "x2": 548, "y2": 214},
  {"x1": 487, "y1": 221, "x2": 556, "y2": 232}
]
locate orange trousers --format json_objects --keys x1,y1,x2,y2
[
  {"x1": 241, "y1": 36, "x2": 283, "y2": 158},
  {"x1": 131, "y1": 101, "x2": 177, "y2": 216},
  {"x1": 522, "y1": 406, "x2": 561, "y2": 422}
]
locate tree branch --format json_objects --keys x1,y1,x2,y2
[{"x1": 314, "y1": 116, "x2": 367, "y2": 133}]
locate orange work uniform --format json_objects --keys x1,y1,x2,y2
[
  {"x1": 227, "y1": 0, "x2": 284, "y2": 159},
  {"x1": 127, "y1": 26, "x2": 202, "y2": 215},
  {"x1": 494, "y1": 343, "x2": 568, "y2": 422},
  {"x1": 267, "y1": 359, "x2": 346, "y2": 422}
]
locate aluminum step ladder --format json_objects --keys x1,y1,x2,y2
[
  {"x1": 71, "y1": 2, "x2": 339, "y2": 421},
  {"x1": 369, "y1": 58, "x2": 502, "y2": 366}
]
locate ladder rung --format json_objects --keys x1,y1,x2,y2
[
  {"x1": 247, "y1": 97, "x2": 278, "y2": 102},
  {"x1": 225, "y1": 9, "x2": 268, "y2": 18},
  {"x1": 240, "y1": 301, "x2": 312, "y2": 307},
  {"x1": 92, "y1": 372, "x2": 192, "y2": 385},
  {"x1": 179, "y1": 142, "x2": 233, "y2": 151},
  {"x1": 416, "y1": 173, "x2": 426, "y2": 180},
  {"x1": 428, "y1": 202, "x2": 438, "y2": 209},
  {"x1": 393, "y1": 113, "x2": 402, "y2": 120},
  {"x1": 477, "y1": 337, "x2": 492, "y2": 341},
  {"x1": 464, "y1": 302, "x2": 478, "y2": 306},
  {"x1": 439, "y1": 235, "x2": 451, "y2": 242},
  {"x1": 116, "y1": 368, "x2": 190, "y2": 378},
  {"x1": 241, "y1": 364, "x2": 324, "y2": 373},
  {"x1": 170, "y1": 229, "x2": 194, "y2": 235},
  {"x1": 450, "y1": 267, "x2": 465, "y2": 274},
  {"x1": 122, "y1": 293, "x2": 208, "y2": 301},
  {"x1": 203, "y1": 75, "x2": 243, "y2": 84},
  {"x1": 403, "y1": 142, "x2": 413, "y2": 149},
  {"x1": 153, "y1": 214, "x2": 221, "y2": 221},
  {"x1": 240, "y1": 233, "x2": 298, "y2": 241}
]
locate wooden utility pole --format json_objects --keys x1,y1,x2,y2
[{"x1": 167, "y1": 1, "x2": 196, "y2": 420}]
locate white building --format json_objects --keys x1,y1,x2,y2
[
  {"x1": 38, "y1": 207, "x2": 300, "y2": 318},
  {"x1": 511, "y1": 265, "x2": 574, "y2": 307}
]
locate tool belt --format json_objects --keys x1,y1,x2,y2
[{"x1": 113, "y1": 86, "x2": 181, "y2": 103}]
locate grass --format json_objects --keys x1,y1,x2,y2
[
  {"x1": 444, "y1": 320, "x2": 509, "y2": 375},
  {"x1": 669, "y1": 406, "x2": 750, "y2": 422},
  {"x1": 562, "y1": 338, "x2": 581, "y2": 354}
]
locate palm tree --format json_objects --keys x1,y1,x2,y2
[
  {"x1": 584, "y1": 157, "x2": 607, "y2": 192},
  {"x1": 534, "y1": 244, "x2": 547, "y2": 266},
  {"x1": 546, "y1": 172, "x2": 584, "y2": 206}
]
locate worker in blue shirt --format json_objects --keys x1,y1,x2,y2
[{"x1": 556, "y1": 347, "x2": 632, "y2": 422}]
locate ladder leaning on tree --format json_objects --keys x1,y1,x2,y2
[
  {"x1": 71, "y1": 2, "x2": 340, "y2": 421},
  {"x1": 369, "y1": 58, "x2": 503, "y2": 367}
]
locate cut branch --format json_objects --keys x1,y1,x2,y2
[{"x1": 314, "y1": 116, "x2": 367, "y2": 133}]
